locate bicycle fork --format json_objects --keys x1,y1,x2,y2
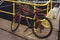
[
  {"x1": 36, "y1": 20, "x2": 44, "y2": 33},
  {"x1": 24, "y1": 16, "x2": 31, "y2": 32}
]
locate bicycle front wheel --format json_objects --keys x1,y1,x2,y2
[{"x1": 32, "y1": 16, "x2": 53, "y2": 39}]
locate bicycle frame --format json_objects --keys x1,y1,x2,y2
[{"x1": 0, "y1": 0, "x2": 52, "y2": 30}]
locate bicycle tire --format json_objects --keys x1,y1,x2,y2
[
  {"x1": 11, "y1": 12, "x2": 21, "y2": 32},
  {"x1": 32, "y1": 16, "x2": 53, "y2": 39}
]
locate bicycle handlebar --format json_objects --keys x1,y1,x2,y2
[
  {"x1": 18, "y1": 4, "x2": 47, "y2": 13},
  {"x1": 20, "y1": 7, "x2": 46, "y2": 13}
]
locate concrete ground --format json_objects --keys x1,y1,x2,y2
[
  {"x1": 0, "y1": 9, "x2": 59, "y2": 40},
  {"x1": 0, "y1": 16, "x2": 59, "y2": 40},
  {"x1": 0, "y1": 29, "x2": 27, "y2": 40}
]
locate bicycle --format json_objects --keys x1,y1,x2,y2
[{"x1": 11, "y1": 4, "x2": 53, "y2": 39}]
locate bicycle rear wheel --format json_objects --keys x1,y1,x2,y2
[
  {"x1": 11, "y1": 12, "x2": 21, "y2": 32},
  {"x1": 32, "y1": 16, "x2": 53, "y2": 39}
]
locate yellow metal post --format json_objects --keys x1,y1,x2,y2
[
  {"x1": 50, "y1": 0, "x2": 52, "y2": 19},
  {"x1": 46, "y1": 4, "x2": 49, "y2": 28},
  {"x1": 13, "y1": 0, "x2": 15, "y2": 16},
  {"x1": 34, "y1": 4, "x2": 37, "y2": 31}
]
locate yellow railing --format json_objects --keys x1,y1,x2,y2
[
  {"x1": 0, "y1": 0, "x2": 52, "y2": 18},
  {"x1": 0, "y1": 0, "x2": 52, "y2": 19},
  {"x1": 5, "y1": 0, "x2": 50, "y2": 6},
  {"x1": 0, "y1": 0, "x2": 52, "y2": 28}
]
